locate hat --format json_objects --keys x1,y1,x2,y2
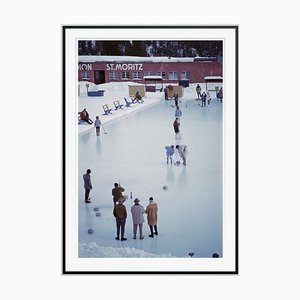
[
  {"x1": 149, "y1": 197, "x2": 154, "y2": 203},
  {"x1": 118, "y1": 198, "x2": 124, "y2": 204},
  {"x1": 134, "y1": 198, "x2": 140, "y2": 203}
]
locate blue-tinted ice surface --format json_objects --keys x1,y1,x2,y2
[{"x1": 78, "y1": 98, "x2": 223, "y2": 257}]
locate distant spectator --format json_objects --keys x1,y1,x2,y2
[
  {"x1": 173, "y1": 93, "x2": 179, "y2": 106},
  {"x1": 79, "y1": 108, "x2": 93, "y2": 124},
  {"x1": 201, "y1": 91, "x2": 207, "y2": 107},
  {"x1": 196, "y1": 84, "x2": 201, "y2": 99},
  {"x1": 94, "y1": 116, "x2": 101, "y2": 136},
  {"x1": 164, "y1": 87, "x2": 168, "y2": 100},
  {"x1": 217, "y1": 87, "x2": 223, "y2": 103},
  {"x1": 145, "y1": 197, "x2": 158, "y2": 237},
  {"x1": 131, "y1": 198, "x2": 145, "y2": 240},
  {"x1": 134, "y1": 91, "x2": 144, "y2": 103},
  {"x1": 207, "y1": 91, "x2": 211, "y2": 105}
]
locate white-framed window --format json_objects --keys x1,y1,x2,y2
[
  {"x1": 157, "y1": 72, "x2": 166, "y2": 79},
  {"x1": 181, "y1": 71, "x2": 190, "y2": 80},
  {"x1": 168, "y1": 71, "x2": 178, "y2": 80},
  {"x1": 109, "y1": 71, "x2": 118, "y2": 80},
  {"x1": 144, "y1": 71, "x2": 156, "y2": 77},
  {"x1": 133, "y1": 71, "x2": 142, "y2": 80},
  {"x1": 81, "y1": 71, "x2": 90, "y2": 80},
  {"x1": 121, "y1": 71, "x2": 130, "y2": 80}
]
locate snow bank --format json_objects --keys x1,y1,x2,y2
[{"x1": 79, "y1": 242, "x2": 172, "y2": 258}]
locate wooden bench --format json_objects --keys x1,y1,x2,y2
[
  {"x1": 113, "y1": 100, "x2": 123, "y2": 110},
  {"x1": 102, "y1": 104, "x2": 112, "y2": 115}
]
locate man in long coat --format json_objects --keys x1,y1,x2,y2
[{"x1": 145, "y1": 197, "x2": 158, "y2": 237}]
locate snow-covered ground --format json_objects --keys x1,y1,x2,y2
[{"x1": 77, "y1": 81, "x2": 222, "y2": 258}]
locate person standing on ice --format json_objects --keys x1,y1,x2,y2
[
  {"x1": 196, "y1": 84, "x2": 201, "y2": 99},
  {"x1": 112, "y1": 183, "x2": 125, "y2": 207},
  {"x1": 217, "y1": 87, "x2": 223, "y2": 103},
  {"x1": 174, "y1": 106, "x2": 182, "y2": 122},
  {"x1": 207, "y1": 91, "x2": 211, "y2": 105},
  {"x1": 176, "y1": 144, "x2": 188, "y2": 166},
  {"x1": 145, "y1": 197, "x2": 158, "y2": 237},
  {"x1": 173, "y1": 118, "x2": 180, "y2": 138},
  {"x1": 201, "y1": 91, "x2": 207, "y2": 107},
  {"x1": 83, "y1": 169, "x2": 92, "y2": 203},
  {"x1": 173, "y1": 93, "x2": 179, "y2": 106},
  {"x1": 165, "y1": 145, "x2": 175, "y2": 164},
  {"x1": 113, "y1": 198, "x2": 127, "y2": 241},
  {"x1": 130, "y1": 198, "x2": 145, "y2": 240},
  {"x1": 164, "y1": 87, "x2": 168, "y2": 100},
  {"x1": 94, "y1": 116, "x2": 101, "y2": 136}
]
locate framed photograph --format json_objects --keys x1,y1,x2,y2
[{"x1": 62, "y1": 25, "x2": 238, "y2": 274}]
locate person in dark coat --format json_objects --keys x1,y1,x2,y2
[
  {"x1": 201, "y1": 91, "x2": 207, "y2": 107},
  {"x1": 164, "y1": 87, "x2": 168, "y2": 100},
  {"x1": 173, "y1": 93, "x2": 179, "y2": 106},
  {"x1": 217, "y1": 87, "x2": 223, "y2": 103},
  {"x1": 113, "y1": 198, "x2": 127, "y2": 241},
  {"x1": 79, "y1": 108, "x2": 93, "y2": 124},
  {"x1": 83, "y1": 169, "x2": 92, "y2": 203},
  {"x1": 112, "y1": 182, "x2": 125, "y2": 207},
  {"x1": 173, "y1": 118, "x2": 180, "y2": 138},
  {"x1": 196, "y1": 84, "x2": 201, "y2": 99}
]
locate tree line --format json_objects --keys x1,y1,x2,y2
[{"x1": 78, "y1": 40, "x2": 222, "y2": 58}]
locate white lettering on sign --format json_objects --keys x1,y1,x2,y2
[
  {"x1": 106, "y1": 63, "x2": 143, "y2": 71},
  {"x1": 78, "y1": 64, "x2": 92, "y2": 71}
]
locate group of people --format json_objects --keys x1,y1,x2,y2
[
  {"x1": 196, "y1": 84, "x2": 223, "y2": 105},
  {"x1": 167, "y1": 95, "x2": 187, "y2": 165},
  {"x1": 165, "y1": 144, "x2": 188, "y2": 166},
  {"x1": 112, "y1": 182, "x2": 158, "y2": 241},
  {"x1": 113, "y1": 195, "x2": 158, "y2": 241},
  {"x1": 82, "y1": 174, "x2": 159, "y2": 242},
  {"x1": 196, "y1": 84, "x2": 211, "y2": 107}
]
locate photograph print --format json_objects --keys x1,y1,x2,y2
[{"x1": 63, "y1": 26, "x2": 238, "y2": 274}]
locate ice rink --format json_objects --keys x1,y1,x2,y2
[{"x1": 78, "y1": 97, "x2": 223, "y2": 257}]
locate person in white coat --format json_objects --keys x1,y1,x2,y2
[
  {"x1": 130, "y1": 198, "x2": 145, "y2": 239},
  {"x1": 176, "y1": 144, "x2": 188, "y2": 166}
]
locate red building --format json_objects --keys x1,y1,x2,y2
[{"x1": 78, "y1": 55, "x2": 222, "y2": 85}]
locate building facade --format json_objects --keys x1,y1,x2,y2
[{"x1": 78, "y1": 56, "x2": 222, "y2": 85}]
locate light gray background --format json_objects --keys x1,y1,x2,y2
[{"x1": 1, "y1": 1, "x2": 299, "y2": 299}]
